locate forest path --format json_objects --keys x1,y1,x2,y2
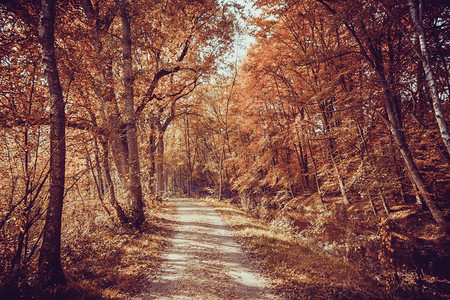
[{"x1": 143, "y1": 198, "x2": 279, "y2": 299}]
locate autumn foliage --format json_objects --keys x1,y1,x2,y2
[
  {"x1": 0, "y1": 0, "x2": 449, "y2": 298},
  {"x1": 163, "y1": 0, "x2": 449, "y2": 296}
]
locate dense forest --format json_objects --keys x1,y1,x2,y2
[{"x1": 0, "y1": 0, "x2": 449, "y2": 299}]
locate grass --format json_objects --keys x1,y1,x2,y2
[
  {"x1": 204, "y1": 198, "x2": 383, "y2": 299},
  {"x1": 60, "y1": 201, "x2": 175, "y2": 299}
]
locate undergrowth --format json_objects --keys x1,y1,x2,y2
[
  {"x1": 206, "y1": 195, "x2": 450, "y2": 299},
  {"x1": 204, "y1": 197, "x2": 386, "y2": 299},
  {"x1": 57, "y1": 202, "x2": 174, "y2": 299}
]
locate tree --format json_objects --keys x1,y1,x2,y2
[
  {"x1": 198, "y1": 0, "x2": 448, "y2": 230},
  {"x1": 407, "y1": 0, "x2": 450, "y2": 155},
  {"x1": 120, "y1": 0, "x2": 144, "y2": 226},
  {"x1": 315, "y1": 0, "x2": 447, "y2": 229},
  {"x1": 37, "y1": 0, "x2": 66, "y2": 287}
]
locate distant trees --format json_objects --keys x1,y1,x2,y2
[
  {"x1": 162, "y1": 0, "x2": 448, "y2": 231},
  {"x1": 77, "y1": 0, "x2": 234, "y2": 206}
]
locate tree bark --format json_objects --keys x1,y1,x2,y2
[
  {"x1": 218, "y1": 145, "x2": 224, "y2": 201},
  {"x1": 408, "y1": 0, "x2": 450, "y2": 155},
  {"x1": 148, "y1": 121, "x2": 156, "y2": 194},
  {"x1": 84, "y1": 140, "x2": 112, "y2": 217},
  {"x1": 93, "y1": 137, "x2": 105, "y2": 197},
  {"x1": 121, "y1": 2, "x2": 144, "y2": 226},
  {"x1": 101, "y1": 140, "x2": 128, "y2": 224},
  {"x1": 295, "y1": 130, "x2": 309, "y2": 192},
  {"x1": 185, "y1": 115, "x2": 192, "y2": 197},
  {"x1": 37, "y1": 0, "x2": 66, "y2": 287},
  {"x1": 377, "y1": 66, "x2": 446, "y2": 227},
  {"x1": 329, "y1": 146, "x2": 349, "y2": 205},
  {"x1": 155, "y1": 129, "x2": 165, "y2": 196},
  {"x1": 81, "y1": 0, "x2": 131, "y2": 200},
  {"x1": 307, "y1": 140, "x2": 323, "y2": 205}
]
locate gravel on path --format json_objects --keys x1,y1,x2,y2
[{"x1": 143, "y1": 198, "x2": 279, "y2": 300}]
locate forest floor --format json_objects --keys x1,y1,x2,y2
[
  {"x1": 139, "y1": 197, "x2": 280, "y2": 299},
  {"x1": 62, "y1": 196, "x2": 448, "y2": 299}
]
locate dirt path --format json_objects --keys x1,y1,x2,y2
[{"x1": 144, "y1": 198, "x2": 279, "y2": 299}]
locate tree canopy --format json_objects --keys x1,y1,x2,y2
[{"x1": 0, "y1": 0, "x2": 448, "y2": 298}]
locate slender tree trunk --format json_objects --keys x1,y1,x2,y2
[
  {"x1": 308, "y1": 140, "x2": 323, "y2": 205},
  {"x1": 121, "y1": 3, "x2": 144, "y2": 226},
  {"x1": 165, "y1": 168, "x2": 169, "y2": 195},
  {"x1": 343, "y1": 10, "x2": 446, "y2": 228},
  {"x1": 185, "y1": 116, "x2": 192, "y2": 197},
  {"x1": 81, "y1": 0, "x2": 131, "y2": 197},
  {"x1": 148, "y1": 121, "x2": 156, "y2": 194},
  {"x1": 84, "y1": 141, "x2": 111, "y2": 217},
  {"x1": 101, "y1": 140, "x2": 128, "y2": 224},
  {"x1": 37, "y1": 0, "x2": 66, "y2": 287},
  {"x1": 179, "y1": 166, "x2": 184, "y2": 194},
  {"x1": 389, "y1": 135, "x2": 424, "y2": 206},
  {"x1": 156, "y1": 129, "x2": 165, "y2": 196},
  {"x1": 218, "y1": 145, "x2": 224, "y2": 201},
  {"x1": 379, "y1": 192, "x2": 391, "y2": 216},
  {"x1": 366, "y1": 191, "x2": 377, "y2": 215},
  {"x1": 93, "y1": 137, "x2": 105, "y2": 196},
  {"x1": 408, "y1": 0, "x2": 450, "y2": 155},
  {"x1": 378, "y1": 66, "x2": 446, "y2": 228},
  {"x1": 172, "y1": 167, "x2": 176, "y2": 194},
  {"x1": 295, "y1": 131, "x2": 309, "y2": 192},
  {"x1": 329, "y1": 147, "x2": 349, "y2": 205}
]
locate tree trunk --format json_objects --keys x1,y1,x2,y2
[
  {"x1": 307, "y1": 140, "x2": 323, "y2": 205},
  {"x1": 335, "y1": 9, "x2": 447, "y2": 228},
  {"x1": 379, "y1": 191, "x2": 391, "y2": 216},
  {"x1": 100, "y1": 59, "x2": 130, "y2": 188},
  {"x1": 148, "y1": 121, "x2": 156, "y2": 194},
  {"x1": 185, "y1": 116, "x2": 192, "y2": 197},
  {"x1": 329, "y1": 147, "x2": 349, "y2": 205},
  {"x1": 172, "y1": 167, "x2": 176, "y2": 194},
  {"x1": 101, "y1": 140, "x2": 128, "y2": 224},
  {"x1": 37, "y1": 0, "x2": 66, "y2": 287},
  {"x1": 121, "y1": 3, "x2": 144, "y2": 226},
  {"x1": 218, "y1": 145, "x2": 224, "y2": 201},
  {"x1": 408, "y1": 0, "x2": 450, "y2": 155},
  {"x1": 156, "y1": 129, "x2": 165, "y2": 196},
  {"x1": 295, "y1": 131, "x2": 309, "y2": 192},
  {"x1": 377, "y1": 60, "x2": 446, "y2": 228},
  {"x1": 93, "y1": 137, "x2": 105, "y2": 197},
  {"x1": 81, "y1": 0, "x2": 131, "y2": 198},
  {"x1": 85, "y1": 141, "x2": 112, "y2": 217}
]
